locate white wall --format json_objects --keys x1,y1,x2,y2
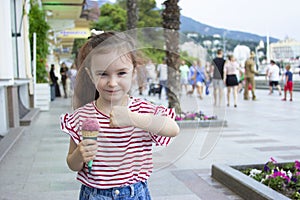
[{"x1": 0, "y1": 0, "x2": 14, "y2": 79}]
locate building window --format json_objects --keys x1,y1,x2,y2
[{"x1": 11, "y1": 0, "x2": 21, "y2": 78}]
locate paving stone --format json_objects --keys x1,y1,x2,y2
[{"x1": 0, "y1": 89, "x2": 299, "y2": 199}]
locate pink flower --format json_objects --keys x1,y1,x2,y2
[
  {"x1": 186, "y1": 113, "x2": 196, "y2": 118},
  {"x1": 270, "y1": 157, "x2": 277, "y2": 163},
  {"x1": 175, "y1": 116, "x2": 183, "y2": 121},
  {"x1": 270, "y1": 171, "x2": 290, "y2": 183}
]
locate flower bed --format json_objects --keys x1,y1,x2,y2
[
  {"x1": 175, "y1": 111, "x2": 218, "y2": 121},
  {"x1": 175, "y1": 111, "x2": 227, "y2": 128},
  {"x1": 212, "y1": 158, "x2": 300, "y2": 200},
  {"x1": 241, "y1": 158, "x2": 300, "y2": 199}
]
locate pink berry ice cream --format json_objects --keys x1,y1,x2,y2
[{"x1": 82, "y1": 118, "x2": 100, "y2": 132}]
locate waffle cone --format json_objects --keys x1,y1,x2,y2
[{"x1": 82, "y1": 130, "x2": 98, "y2": 138}]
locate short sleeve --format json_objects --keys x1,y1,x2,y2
[
  {"x1": 149, "y1": 105, "x2": 176, "y2": 146},
  {"x1": 129, "y1": 98, "x2": 176, "y2": 146},
  {"x1": 60, "y1": 113, "x2": 81, "y2": 144}
]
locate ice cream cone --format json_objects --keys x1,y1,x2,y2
[
  {"x1": 81, "y1": 119, "x2": 100, "y2": 173},
  {"x1": 82, "y1": 130, "x2": 98, "y2": 139}
]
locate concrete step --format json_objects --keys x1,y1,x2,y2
[
  {"x1": 20, "y1": 108, "x2": 40, "y2": 126},
  {"x1": 171, "y1": 169, "x2": 243, "y2": 200},
  {"x1": 0, "y1": 127, "x2": 25, "y2": 162}
]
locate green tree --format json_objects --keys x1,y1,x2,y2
[
  {"x1": 92, "y1": 1, "x2": 165, "y2": 66},
  {"x1": 91, "y1": 3, "x2": 127, "y2": 31},
  {"x1": 117, "y1": 0, "x2": 162, "y2": 28},
  {"x1": 137, "y1": 0, "x2": 162, "y2": 27},
  {"x1": 28, "y1": 0, "x2": 50, "y2": 83}
]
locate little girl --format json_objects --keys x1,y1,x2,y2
[{"x1": 60, "y1": 31, "x2": 179, "y2": 200}]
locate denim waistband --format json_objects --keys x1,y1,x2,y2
[{"x1": 80, "y1": 181, "x2": 147, "y2": 199}]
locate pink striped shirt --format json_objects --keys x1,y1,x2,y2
[{"x1": 60, "y1": 96, "x2": 174, "y2": 189}]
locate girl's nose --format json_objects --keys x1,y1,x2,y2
[{"x1": 108, "y1": 76, "x2": 117, "y2": 87}]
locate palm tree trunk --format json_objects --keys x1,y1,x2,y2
[
  {"x1": 127, "y1": 0, "x2": 138, "y2": 39},
  {"x1": 162, "y1": 0, "x2": 181, "y2": 114}
]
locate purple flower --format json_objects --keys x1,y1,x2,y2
[
  {"x1": 295, "y1": 160, "x2": 300, "y2": 171},
  {"x1": 264, "y1": 163, "x2": 270, "y2": 172},
  {"x1": 291, "y1": 177, "x2": 298, "y2": 183}
]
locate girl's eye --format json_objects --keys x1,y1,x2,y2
[
  {"x1": 96, "y1": 72, "x2": 107, "y2": 77},
  {"x1": 118, "y1": 71, "x2": 127, "y2": 76}
]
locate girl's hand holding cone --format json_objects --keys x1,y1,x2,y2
[{"x1": 77, "y1": 139, "x2": 97, "y2": 163}]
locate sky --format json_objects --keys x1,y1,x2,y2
[
  {"x1": 172, "y1": 0, "x2": 300, "y2": 41},
  {"x1": 107, "y1": 0, "x2": 300, "y2": 41}
]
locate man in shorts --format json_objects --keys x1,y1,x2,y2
[
  {"x1": 211, "y1": 49, "x2": 225, "y2": 106},
  {"x1": 266, "y1": 60, "x2": 282, "y2": 96}
]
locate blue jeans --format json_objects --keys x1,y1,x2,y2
[{"x1": 79, "y1": 181, "x2": 151, "y2": 200}]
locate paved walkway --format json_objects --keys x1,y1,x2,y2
[{"x1": 0, "y1": 88, "x2": 299, "y2": 200}]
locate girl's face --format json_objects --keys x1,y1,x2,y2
[{"x1": 90, "y1": 51, "x2": 134, "y2": 104}]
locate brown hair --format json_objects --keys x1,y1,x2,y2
[
  {"x1": 73, "y1": 31, "x2": 140, "y2": 109},
  {"x1": 227, "y1": 54, "x2": 234, "y2": 61},
  {"x1": 217, "y1": 49, "x2": 223, "y2": 55},
  {"x1": 285, "y1": 64, "x2": 291, "y2": 70}
]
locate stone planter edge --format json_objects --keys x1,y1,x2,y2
[
  {"x1": 176, "y1": 119, "x2": 227, "y2": 128},
  {"x1": 212, "y1": 163, "x2": 290, "y2": 200}
]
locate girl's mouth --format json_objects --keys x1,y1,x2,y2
[{"x1": 105, "y1": 90, "x2": 119, "y2": 94}]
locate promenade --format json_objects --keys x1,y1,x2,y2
[{"x1": 0, "y1": 88, "x2": 299, "y2": 200}]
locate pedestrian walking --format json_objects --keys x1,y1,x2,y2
[
  {"x1": 157, "y1": 58, "x2": 168, "y2": 99},
  {"x1": 49, "y1": 64, "x2": 61, "y2": 99},
  {"x1": 244, "y1": 51, "x2": 257, "y2": 100},
  {"x1": 179, "y1": 60, "x2": 190, "y2": 95},
  {"x1": 68, "y1": 63, "x2": 77, "y2": 96},
  {"x1": 136, "y1": 63, "x2": 148, "y2": 95},
  {"x1": 223, "y1": 55, "x2": 241, "y2": 107},
  {"x1": 195, "y1": 60, "x2": 207, "y2": 99},
  {"x1": 60, "y1": 62, "x2": 69, "y2": 98},
  {"x1": 60, "y1": 31, "x2": 179, "y2": 200},
  {"x1": 282, "y1": 64, "x2": 293, "y2": 101},
  {"x1": 211, "y1": 49, "x2": 226, "y2": 106},
  {"x1": 266, "y1": 60, "x2": 282, "y2": 96}
]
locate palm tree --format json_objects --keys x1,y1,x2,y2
[
  {"x1": 127, "y1": 0, "x2": 138, "y2": 39},
  {"x1": 162, "y1": 0, "x2": 181, "y2": 114}
]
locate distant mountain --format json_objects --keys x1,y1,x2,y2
[{"x1": 180, "y1": 16, "x2": 279, "y2": 43}]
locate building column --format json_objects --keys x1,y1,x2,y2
[
  {"x1": 0, "y1": 86, "x2": 8, "y2": 136},
  {"x1": 7, "y1": 86, "x2": 20, "y2": 128}
]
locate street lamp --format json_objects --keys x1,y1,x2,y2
[{"x1": 223, "y1": 30, "x2": 229, "y2": 57}]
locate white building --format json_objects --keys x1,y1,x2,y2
[
  {"x1": 0, "y1": 0, "x2": 85, "y2": 137},
  {"x1": 0, "y1": 0, "x2": 32, "y2": 136},
  {"x1": 270, "y1": 38, "x2": 300, "y2": 61},
  {"x1": 180, "y1": 41, "x2": 207, "y2": 64}
]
